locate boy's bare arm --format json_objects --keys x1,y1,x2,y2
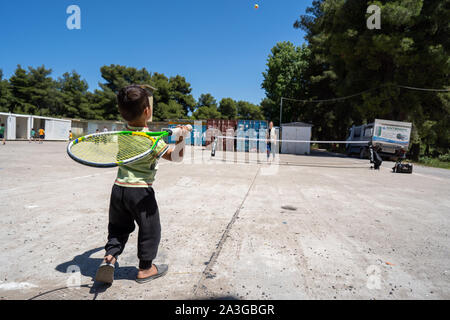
[
  {"x1": 162, "y1": 125, "x2": 189, "y2": 162},
  {"x1": 162, "y1": 137, "x2": 184, "y2": 162}
]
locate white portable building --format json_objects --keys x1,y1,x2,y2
[
  {"x1": 86, "y1": 120, "x2": 125, "y2": 134},
  {"x1": 281, "y1": 122, "x2": 313, "y2": 155},
  {"x1": 0, "y1": 112, "x2": 71, "y2": 140},
  {"x1": 71, "y1": 119, "x2": 125, "y2": 137},
  {"x1": 0, "y1": 112, "x2": 30, "y2": 140},
  {"x1": 39, "y1": 116, "x2": 72, "y2": 140}
]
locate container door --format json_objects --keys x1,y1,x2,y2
[
  {"x1": 7, "y1": 115, "x2": 16, "y2": 140},
  {"x1": 44, "y1": 120, "x2": 53, "y2": 140},
  {"x1": 27, "y1": 117, "x2": 33, "y2": 139},
  {"x1": 296, "y1": 127, "x2": 304, "y2": 154},
  {"x1": 281, "y1": 127, "x2": 293, "y2": 154}
]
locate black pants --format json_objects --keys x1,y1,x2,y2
[
  {"x1": 369, "y1": 146, "x2": 383, "y2": 170},
  {"x1": 105, "y1": 185, "x2": 161, "y2": 269}
]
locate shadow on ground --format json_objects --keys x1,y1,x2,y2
[
  {"x1": 29, "y1": 283, "x2": 111, "y2": 300},
  {"x1": 55, "y1": 247, "x2": 138, "y2": 282}
]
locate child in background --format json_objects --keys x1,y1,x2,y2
[
  {"x1": 39, "y1": 128, "x2": 45, "y2": 144},
  {"x1": 0, "y1": 123, "x2": 5, "y2": 145},
  {"x1": 30, "y1": 128, "x2": 36, "y2": 143}
]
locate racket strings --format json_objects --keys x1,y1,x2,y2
[{"x1": 70, "y1": 134, "x2": 156, "y2": 164}]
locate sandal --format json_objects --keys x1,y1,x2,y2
[{"x1": 135, "y1": 264, "x2": 168, "y2": 284}]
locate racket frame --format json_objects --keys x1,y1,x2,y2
[{"x1": 67, "y1": 130, "x2": 171, "y2": 168}]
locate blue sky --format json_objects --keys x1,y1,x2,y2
[{"x1": 0, "y1": 0, "x2": 310, "y2": 104}]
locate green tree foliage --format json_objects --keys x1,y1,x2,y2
[
  {"x1": 192, "y1": 105, "x2": 222, "y2": 119},
  {"x1": 192, "y1": 93, "x2": 222, "y2": 119},
  {"x1": 150, "y1": 72, "x2": 192, "y2": 121},
  {"x1": 1, "y1": 64, "x2": 266, "y2": 123},
  {"x1": 154, "y1": 100, "x2": 185, "y2": 120},
  {"x1": 218, "y1": 98, "x2": 237, "y2": 119},
  {"x1": 0, "y1": 70, "x2": 13, "y2": 112},
  {"x1": 262, "y1": 0, "x2": 449, "y2": 156},
  {"x1": 9, "y1": 65, "x2": 61, "y2": 116},
  {"x1": 197, "y1": 93, "x2": 217, "y2": 109},
  {"x1": 169, "y1": 75, "x2": 197, "y2": 115},
  {"x1": 236, "y1": 101, "x2": 265, "y2": 120},
  {"x1": 261, "y1": 42, "x2": 317, "y2": 125},
  {"x1": 95, "y1": 65, "x2": 153, "y2": 120},
  {"x1": 93, "y1": 66, "x2": 197, "y2": 121},
  {"x1": 57, "y1": 72, "x2": 93, "y2": 119}
]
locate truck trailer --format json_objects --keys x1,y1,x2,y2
[{"x1": 346, "y1": 119, "x2": 412, "y2": 161}]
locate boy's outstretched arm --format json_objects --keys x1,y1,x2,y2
[{"x1": 162, "y1": 125, "x2": 189, "y2": 162}]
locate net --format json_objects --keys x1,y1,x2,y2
[
  {"x1": 209, "y1": 135, "x2": 372, "y2": 167},
  {"x1": 69, "y1": 133, "x2": 157, "y2": 165}
]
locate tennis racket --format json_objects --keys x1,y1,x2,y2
[{"x1": 67, "y1": 125, "x2": 192, "y2": 168}]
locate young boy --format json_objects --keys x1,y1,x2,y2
[
  {"x1": 0, "y1": 123, "x2": 5, "y2": 145},
  {"x1": 38, "y1": 128, "x2": 45, "y2": 144},
  {"x1": 30, "y1": 128, "x2": 36, "y2": 143},
  {"x1": 95, "y1": 84, "x2": 189, "y2": 284}
]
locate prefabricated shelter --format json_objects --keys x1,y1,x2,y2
[
  {"x1": 85, "y1": 120, "x2": 126, "y2": 134},
  {"x1": 33, "y1": 115, "x2": 72, "y2": 140},
  {"x1": 281, "y1": 122, "x2": 313, "y2": 155},
  {"x1": 70, "y1": 119, "x2": 127, "y2": 137},
  {"x1": 0, "y1": 112, "x2": 31, "y2": 140},
  {"x1": 70, "y1": 119, "x2": 89, "y2": 137},
  {"x1": 0, "y1": 112, "x2": 71, "y2": 140}
]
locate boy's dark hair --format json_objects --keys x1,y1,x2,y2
[{"x1": 117, "y1": 85, "x2": 150, "y2": 122}]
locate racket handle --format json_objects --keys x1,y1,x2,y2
[{"x1": 168, "y1": 125, "x2": 193, "y2": 139}]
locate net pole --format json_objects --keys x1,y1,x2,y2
[{"x1": 280, "y1": 98, "x2": 283, "y2": 127}]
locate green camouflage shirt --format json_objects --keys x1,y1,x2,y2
[{"x1": 115, "y1": 125, "x2": 169, "y2": 188}]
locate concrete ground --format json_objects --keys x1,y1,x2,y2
[{"x1": 0, "y1": 141, "x2": 449, "y2": 300}]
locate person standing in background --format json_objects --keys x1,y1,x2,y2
[
  {"x1": 0, "y1": 123, "x2": 5, "y2": 145},
  {"x1": 30, "y1": 128, "x2": 36, "y2": 143},
  {"x1": 266, "y1": 121, "x2": 277, "y2": 162},
  {"x1": 39, "y1": 128, "x2": 45, "y2": 144}
]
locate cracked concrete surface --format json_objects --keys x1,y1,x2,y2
[{"x1": 0, "y1": 142, "x2": 449, "y2": 300}]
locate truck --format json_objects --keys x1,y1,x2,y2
[{"x1": 346, "y1": 119, "x2": 412, "y2": 160}]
